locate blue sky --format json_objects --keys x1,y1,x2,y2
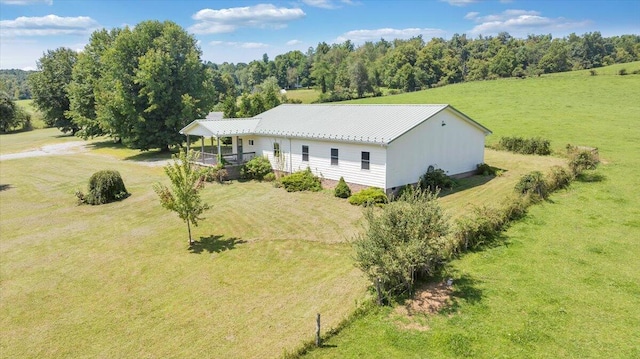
[{"x1": 1, "y1": 0, "x2": 638, "y2": 70}]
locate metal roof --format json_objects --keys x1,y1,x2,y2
[
  {"x1": 180, "y1": 104, "x2": 491, "y2": 144},
  {"x1": 180, "y1": 118, "x2": 260, "y2": 137}
]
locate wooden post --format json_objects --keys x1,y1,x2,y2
[
  {"x1": 200, "y1": 137, "x2": 205, "y2": 164},
  {"x1": 375, "y1": 277, "x2": 383, "y2": 306},
  {"x1": 186, "y1": 135, "x2": 190, "y2": 152},
  {"x1": 315, "y1": 313, "x2": 321, "y2": 347}
]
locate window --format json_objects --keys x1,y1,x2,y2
[
  {"x1": 302, "y1": 145, "x2": 309, "y2": 162},
  {"x1": 274, "y1": 142, "x2": 280, "y2": 158},
  {"x1": 361, "y1": 151, "x2": 370, "y2": 170},
  {"x1": 248, "y1": 139, "x2": 254, "y2": 146},
  {"x1": 331, "y1": 148, "x2": 338, "y2": 165}
]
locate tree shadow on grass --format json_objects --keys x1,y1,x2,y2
[
  {"x1": 437, "y1": 273, "x2": 484, "y2": 315},
  {"x1": 86, "y1": 140, "x2": 175, "y2": 163},
  {"x1": 0, "y1": 184, "x2": 12, "y2": 191},
  {"x1": 438, "y1": 171, "x2": 504, "y2": 198},
  {"x1": 576, "y1": 171, "x2": 606, "y2": 183},
  {"x1": 189, "y1": 235, "x2": 246, "y2": 254}
]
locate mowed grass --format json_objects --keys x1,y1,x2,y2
[
  {"x1": 285, "y1": 88, "x2": 321, "y2": 103},
  {"x1": 15, "y1": 99, "x2": 46, "y2": 129},
  {"x1": 304, "y1": 62, "x2": 640, "y2": 357},
  {"x1": 0, "y1": 149, "x2": 369, "y2": 357}
]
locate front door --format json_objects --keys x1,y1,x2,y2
[{"x1": 237, "y1": 138, "x2": 243, "y2": 163}]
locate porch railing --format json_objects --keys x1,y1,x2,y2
[{"x1": 198, "y1": 151, "x2": 256, "y2": 166}]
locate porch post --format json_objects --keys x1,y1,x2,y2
[
  {"x1": 217, "y1": 135, "x2": 221, "y2": 165},
  {"x1": 186, "y1": 135, "x2": 190, "y2": 152},
  {"x1": 201, "y1": 137, "x2": 205, "y2": 164}
]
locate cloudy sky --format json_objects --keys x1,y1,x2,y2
[{"x1": 1, "y1": 0, "x2": 638, "y2": 70}]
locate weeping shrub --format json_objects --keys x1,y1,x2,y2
[
  {"x1": 334, "y1": 177, "x2": 351, "y2": 198},
  {"x1": 77, "y1": 170, "x2": 129, "y2": 205}
]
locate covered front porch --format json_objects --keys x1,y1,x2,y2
[{"x1": 180, "y1": 118, "x2": 260, "y2": 167}]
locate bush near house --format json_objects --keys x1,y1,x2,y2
[
  {"x1": 514, "y1": 171, "x2": 547, "y2": 199},
  {"x1": 203, "y1": 166, "x2": 228, "y2": 183},
  {"x1": 240, "y1": 156, "x2": 273, "y2": 180},
  {"x1": 417, "y1": 168, "x2": 456, "y2": 192},
  {"x1": 279, "y1": 168, "x2": 322, "y2": 192},
  {"x1": 334, "y1": 177, "x2": 352, "y2": 198},
  {"x1": 76, "y1": 170, "x2": 129, "y2": 205},
  {"x1": 348, "y1": 187, "x2": 388, "y2": 206}
]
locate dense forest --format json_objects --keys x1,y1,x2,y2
[
  {"x1": 206, "y1": 31, "x2": 640, "y2": 102},
  {"x1": 0, "y1": 69, "x2": 34, "y2": 100}
]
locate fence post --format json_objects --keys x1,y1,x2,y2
[{"x1": 315, "y1": 313, "x2": 321, "y2": 347}]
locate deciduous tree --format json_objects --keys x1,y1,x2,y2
[
  {"x1": 28, "y1": 47, "x2": 78, "y2": 134},
  {"x1": 154, "y1": 150, "x2": 209, "y2": 246}
]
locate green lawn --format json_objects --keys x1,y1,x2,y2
[
  {"x1": 285, "y1": 88, "x2": 321, "y2": 103},
  {"x1": 2, "y1": 62, "x2": 639, "y2": 358},
  {"x1": 0, "y1": 149, "x2": 368, "y2": 357},
  {"x1": 15, "y1": 99, "x2": 46, "y2": 129},
  {"x1": 303, "y1": 62, "x2": 640, "y2": 357}
]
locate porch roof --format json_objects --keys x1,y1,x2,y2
[{"x1": 179, "y1": 118, "x2": 260, "y2": 138}]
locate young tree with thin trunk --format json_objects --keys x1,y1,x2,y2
[{"x1": 154, "y1": 150, "x2": 209, "y2": 246}]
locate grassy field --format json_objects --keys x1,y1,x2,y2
[
  {"x1": 0, "y1": 148, "x2": 370, "y2": 357},
  {"x1": 2, "y1": 62, "x2": 638, "y2": 358},
  {"x1": 302, "y1": 62, "x2": 640, "y2": 357},
  {"x1": 285, "y1": 88, "x2": 321, "y2": 103},
  {"x1": 15, "y1": 99, "x2": 46, "y2": 129}
]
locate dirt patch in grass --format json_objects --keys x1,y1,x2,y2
[{"x1": 392, "y1": 281, "x2": 454, "y2": 331}]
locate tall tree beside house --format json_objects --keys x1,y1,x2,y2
[
  {"x1": 96, "y1": 21, "x2": 215, "y2": 151},
  {"x1": 154, "y1": 150, "x2": 209, "y2": 246},
  {"x1": 28, "y1": 47, "x2": 78, "y2": 134}
]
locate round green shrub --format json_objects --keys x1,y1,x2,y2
[
  {"x1": 348, "y1": 187, "x2": 388, "y2": 206},
  {"x1": 334, "y1": 177, "x2": 351, "y2": 198},
  {"x1": 279, "y1": 168, "x2": 322, "y2": 192},
  {"x1": 263, "y1": 172, "x2": 276, "y2": 182},
  {"x1": 241, "y1": 156, "x2": 273, "y2": 180},
  {"x1": 418, "y1": 168, "x2": 456, "y2": 192},
  {"x1": 81, "y1": 170, "x2": 129, "y2": 205}
]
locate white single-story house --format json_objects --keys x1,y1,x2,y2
[{"x1": 179, "y1": 104, "x2": 492, "y2": 193}]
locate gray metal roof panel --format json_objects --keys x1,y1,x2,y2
[{"x1": 253, "y1": 104, "x2": 449, "y2": 144}]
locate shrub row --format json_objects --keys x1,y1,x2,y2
[
  {"x1": 202, "y1": 166, "x2": 228, "y2": 183},
  {"x1": 498, "y1": 136, "x2": 551, "y2": 155}
]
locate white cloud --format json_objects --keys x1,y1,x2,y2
[
  {"x1": 0, "y1": 14, "x2": 99, "y2": 37},
  {"x1": 190, "y1": 4, "x2": 305, "y2": 34},
  {"x1": 440, "y1": 0, "x2": 479, "y2": 7},
  {"x1": 286, "y1": 39, "x2": 302, "y2": 46},
  {"x1": 467, "y1": 9, "x2": 590, "y2": 36},
  {"x1": 335, "y1": 27, "x2": 446, "y2": 43},
  {"x1": 464, "y1": 12, "x2": 479, "y2": 20},
  {"x1": 209, "y1": 41, "x2": 269, "y2": 49},
  {"x1": 301, "y1": 0, "x2": 357, "y2": 9},
  {"x1": 0, "y1": 0, "x2": 52, "y2": 5}
]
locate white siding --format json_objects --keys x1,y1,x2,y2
[
  {"x1": 254, "y1": 137, "x2": 387, "y2": 188},
  {"x1": 386, "y1": 108, "x2": 486, "y2": 189}
]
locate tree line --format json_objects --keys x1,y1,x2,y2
[
  {"x1": 209, "y1": 31, "x2": 639, "y2": 101},
  {"x1": 22, "y1": 21, "x2": 639, "y2": 150}
]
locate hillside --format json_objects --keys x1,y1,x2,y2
[{"x1": 306, "y1": 62, "x2": 640, "y2": 357}]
